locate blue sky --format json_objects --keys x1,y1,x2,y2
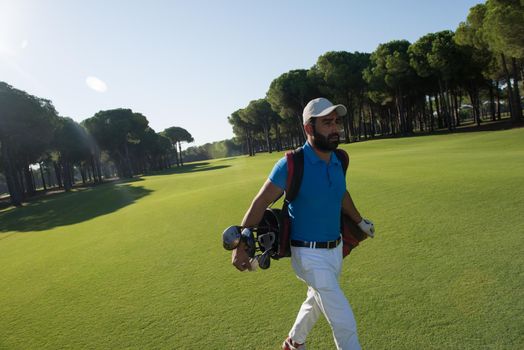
[{"x1": 0, "y1": 0, "x2": 481, "y2": 146}]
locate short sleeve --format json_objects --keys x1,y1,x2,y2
[{"x1": 268, "y1": 157, "x2": 288, "y2": 190}]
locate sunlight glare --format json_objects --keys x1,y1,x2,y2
[{"x1": 86, "y1": 76, "x2": 108, "y2": 93}]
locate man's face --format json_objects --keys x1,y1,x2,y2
[{"x1": 310, "y1": 111, "x2": 342, "y2": 152}]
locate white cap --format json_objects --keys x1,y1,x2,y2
[{"x1": 302, "y1": 97, "x2": 347, "y2": 125}]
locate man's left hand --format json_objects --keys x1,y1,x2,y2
[{"x1": 358, "y1": 218, "x2": 375, "y2": 238}]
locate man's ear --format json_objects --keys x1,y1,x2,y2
[{"x1": 304, "y1": 123, "x2": 314, "y2": 136}]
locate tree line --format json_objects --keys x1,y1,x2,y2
[
  {"x1": 228, "y1": 0, "x2": 523, "y2": 154},
  {"x1": 183, "y1": 139, "x2": 243, "y2": 163},
  {"x1": 0, "y1": 82, "x2": 193, "y2": 206}
]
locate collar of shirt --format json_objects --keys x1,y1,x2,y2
[{"x1": 303, "y1": 141, "x2": 341, "y2": 167}]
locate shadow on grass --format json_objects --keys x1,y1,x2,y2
[
  {"x1": 0, "y1": 178, "x2": 146, "y2": 209},
  {"x1": 148, "y1": 162, "x2": 230, "y2": 176},
  {"x1": 0, "y1": 182, "x2": 153, "y2": 233},
  {"x1": 0, "y1": 163, "x2": 227, "y2": 229}
]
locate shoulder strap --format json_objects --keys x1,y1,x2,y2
[
  {"x1": 285, "y1": 147, "x2": 304, "y2": 203},
  {"x1": 269, "y1": 147, "x2": 304, "y2": 207},
  {"x1": 334, "y1": 149, "x2": 349, "y2": 176}
]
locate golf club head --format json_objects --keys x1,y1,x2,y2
[
  {"x1": 241, "y1": 228, "x2": 256, "y2": 257},
  {"x1": 222, "y1": 225, "x2": 241, "y2": 250},
  {"x1": 257, "y1": 232, "x2": 276, "y2": 252},
  {"x1": 257, "y1": 251, "x2": 271, "y2": 269}
]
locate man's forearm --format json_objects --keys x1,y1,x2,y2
[
  {"x1": 241, "y1": 196, "x2": 271, "y2": 228},
  {"x1": 241, "y1": 179, "x2": 284, "y2": 228}
]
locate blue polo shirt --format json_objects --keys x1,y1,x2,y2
[{"x1": 269, "y1": 142, "x2": 347, "y2": 242}]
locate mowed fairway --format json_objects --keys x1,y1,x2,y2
[{"x1": 1, "y1": 129, "x2": 523, "y2": 350}]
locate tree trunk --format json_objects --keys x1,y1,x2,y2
[
  {"x1": 172, "y1": 143, "x2": 179, "y2": 166},
  {"x1": 395, "y1": 88, "x2": 407, "y2": 135},
  {"x1": 453, "y1": 91, "x2": 460, "y2": 127},
  {"x1": 123, "y1": 143, "x2": 133, "y2": 177},
  {"x1": 244, "y1": 130, "x2": 252, "y2": 156},
  {"x1": 264, "y1": 125, "x2": 272, "y2": 154},
  {"x1": 369, "y1": 105, "x2": 376, "y2": 138},
  {"x1": 70, "y1": 164, "x2": 75, "y2": 185},
  {"x1": 341, "y1": 115, "x2": 350, "y2": 143},
  {"x1": 295, "y1": 113, "x2": 306, "y2": 144},
  {"x1": 178, "y1": 141, "x2": 184, "y2": 166},
  {"x1": 24, "y1": 164, "x2": 35, "y2": 196},
  {"x1": 496, "y1": 80, "x2": 502, "y2": 120},
  {"x1": 274, "y1": 121, "x2": 282, "y2": 152},
  {"x1": 164, "y1": 154, "x2": 169, "y2": 169},
  {"x1": 422, "y1": 97, "x2": 428, "y2": 132},
  {"x1": 387, "y1": 110, "x2": 391, "y2": 135},
  {"x1": 447, "y1": 90, "x2": 454, "y2": 129},
  {"x1": 46, "y1": 166, "x2": 54, "y2": 188},
  {"x1": 345, "y1": 99, "x2": 352, "y2": 142},
  {"x1": 427, "y1": 95, "x2": 435, "y2": 132},
  {"x1": 80, "y1": 165, "x2": 87, "y2": 185},
  {"x1": 87, "y1": 164, "x2": 93, "y2": 182},
  {"x1": 434, "y1": 93, "x2": 443, "y2": 129},
  {"x1": 488, "y1": 81, "x2": 496, "y2": 121},
  {"x1": 468, "y1": 87, "x2": 481, "y2": 127},
  {"x1": 61, "y1": 160, "x2": 72, "y2": 192},
  {"x1": 474, "y1": 89, "x2": 481, "y2": 127},
  {"x1": 30, "y1": 168, "x2": 36, "y2": 192},
  {"x1": 1, "y1": 144, "x2": 23, "y2": 206},
  {"x1": 439, "y1": 80, "x2": 452, "y2": 131},
  {"x1": 96, "y1": 154, "x2": 103, "y2": 183},
  {"x1": 16, "y1": 168, "x2": 25, "y2": 197},
  {"x1": 501, "y1": 54, "x2": 516, "y2": 121},
  {"x1": 248, "y1": 132, "x2": 253, "y2": 156},
  {"x1": 54, "y1": 161, "x2": 63, "y2": 188},
  {"x1": 39, "y1": 163, "x2": 47, "y2": 191},
  {"x1": 511, "y1": 57, "x2": 522, "y2": 121},
  {"x1": 358, "y1": 95, "x2": 365, "y2": 140},
  {"x1": 90, "y1": 156, "x2": 97, "y2": 183}
]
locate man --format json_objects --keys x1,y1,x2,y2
[{"x1": 232, "y1": 97, "x2": 375, "y2": 350}]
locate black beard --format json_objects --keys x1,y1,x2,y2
[{"x1": 312, "y1": 130, "x2": 339, "y2": 151}]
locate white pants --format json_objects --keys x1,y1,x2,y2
[{"x1": 289, "y1": 243, "x2": 361, "y2": 350}]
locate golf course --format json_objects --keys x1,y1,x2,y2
[{"x1": 1, "y1": 128, "x2": 523, "y2": 350}]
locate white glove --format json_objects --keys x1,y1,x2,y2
[{"x1": 358, "y1": 218, "x2": 375, "y2": 238}]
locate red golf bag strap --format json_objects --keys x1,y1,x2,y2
[
  {"x1": 278, "y1": 147, "x2": 304, "y2": 258},
  {"x1": 285, "y1": 152, "x2": 295, "y2": 195},
  {"x1": 285, "y1": 147, "x2": 304, "y2": 202},
  {"x1": 334, "y1": 149, "x2": 349, "y2": 175},
  {"x1": 277, "y1": 148, "x2": 304, "y2": 258}
]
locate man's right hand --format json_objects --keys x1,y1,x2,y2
[
  {"x1": 232, "y1": 242, "x2": 252, "y2": 271},
  {"x1": 358, "y1": 218, "x2": 375, "y2": 238}
]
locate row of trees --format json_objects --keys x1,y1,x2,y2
[
  {"x1": 183, "y1": 139, "x2": 243, "y2": 163},
  {"x1": 0, "y1": 82, "x2": 193, "y2": 206},
  {"x1": 228, "y1": 0, "x2": 523, "y2": 154}
]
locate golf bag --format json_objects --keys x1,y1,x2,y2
[{"x1": 222, "y1": 208, "x2": 282, "y2": 269}]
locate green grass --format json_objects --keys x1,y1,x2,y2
[{"x1": 1, "y1": 129, "x2": 523, "y2": 349}]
